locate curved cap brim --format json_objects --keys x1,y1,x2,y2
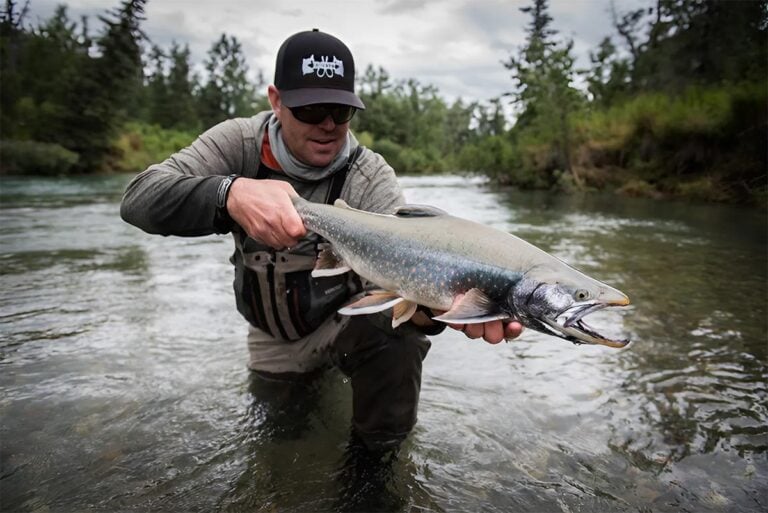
[{"x1": 280, "y1": 88, "x2": 366, "y2": 109}]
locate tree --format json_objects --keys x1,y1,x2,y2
[
  {"x1": 504, "y1": 0, "x2": 583, "y2": 187},
  {"x1": 613, "y1": 0, "x2": 768, "y2": 92},
  {"x1": 59, "y1": 0, "x2": 147, "y2": 170},
  {"x1": 164, "y1": 42, "x2": 199, "y2": 130},
  {"x1": 0, "y1": 3, "x2": 88, "y2": 142},
  {"x1": 142, "y1": 41, "x2": 200, "y2": 130},
  {"x1": 197, "y1": 34, "x2": 258, "y2": 127},
  {"x1": 444, "y1": 98, "x2": 477, "y2": 150},
  {"x1": 585, "y1": 36, "x2": 630, "y2": 107},
  {"x1": 354, "y1": 65, "x2": 400, "y2": 141},
  {"x1": 144, "y1": 44, "x2": 169, "y2": 125},
  {"x1": 473, "y1": 98, "x2": 507, "y2": 137}
]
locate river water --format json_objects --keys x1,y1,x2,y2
[{"x1": 0, "y1": 174, "x2": 766, "y2": 513}]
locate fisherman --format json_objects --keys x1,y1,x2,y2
[{"x1": 120, "y1": 29, "x2": 523, "y2": 452}]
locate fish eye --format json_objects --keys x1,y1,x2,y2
[{"x1": 575, "y1": 289, "x2": 591, "y2": 301}]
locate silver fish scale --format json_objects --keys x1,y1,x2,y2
[
  {"x1": 296, "y1": 199, "x2": 522, "y2": 311},
  {"x1": 294, "y1": 197, "x2": 633, "y2": 348}
]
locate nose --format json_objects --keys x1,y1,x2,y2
[{"x1": 317, "y1": 115, "x2": 336, "y2": 131}]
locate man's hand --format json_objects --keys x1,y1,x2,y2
[
  {"x1": 226, "y1": 178, "x2": 306, "y2": 248},
  {"x1": 448, "y1": 319, "x2": 523, "y2": 344},
  {"x1": 444, "y1": 293, "x2": 524, "y2": 344}
]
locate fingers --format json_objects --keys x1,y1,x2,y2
[
  {"x1": 226, "y1": 179, "x2": 307, "y2": 248},
  {"x1": 450, "y1": 319, "x2": 525, "y2": 345},
  {"x1": 483, "y1": 321, "x2": 505, "y2": 344},
  {"x1": 463, "y1": 323, "x2": 485, "y2": 340},
  {"x1": 279, "y1": 207, "x2": 306, "y2": 245},
  {"x1": 504, "y1": 321, "x2": 524, "y2": 340}
]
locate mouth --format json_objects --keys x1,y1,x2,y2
[
  {"x1": 542, "y1": 300, "x2": 631, "y2": 348},
  {"x1": 310, "y1": 138, "x2": 338, "y2": 148}
]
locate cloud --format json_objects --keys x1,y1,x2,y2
[
  {"x1": 21, "y1": 0, "x2": 651, "y2": 103},
  {"x1": 375, "y1": 0, "x2": 430, "y2": 15},
  {"x1": 277, "y1": 7, "x2": 303, "y2": 17}
]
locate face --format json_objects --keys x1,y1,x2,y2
[{"x1": 268, "y1": 85, "x2": 350, "y2": 168}]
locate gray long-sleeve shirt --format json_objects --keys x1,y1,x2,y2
[{"x1": 120, "y1": 111, "x2": 409, "y2": 344}]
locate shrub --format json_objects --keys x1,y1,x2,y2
[
  {"x1": 0, "y1": 140, "x2": 79, "y2": 175},
  {"x1": 615, "y1": 179, "x2": 662, "y2": 199},
  {"x1": 673, "y1": 176, "x2": 734, "y2": 202},
  {"x1": 371, "y1": 139, "x2": 406, "y2": 173},
  {"x1": 111, "y1": 122, "x2": 197, "y2": 172},
  {"x1": 457, "y1": 135, "x2": 520, "y2": 180},
  {"x1": 354, "y1": 130, "x2": 374, "y2": 148}
]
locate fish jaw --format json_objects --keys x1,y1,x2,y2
[
  {"x1": 542, "y1": 297, "x2": 631, "y2": 348},
  {"x1": 510, "y1": 276, "x2": 631, "y2": 348}
]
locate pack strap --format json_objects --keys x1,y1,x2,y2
[
  {"x1": 327, "y1": 145, "x2": 363, "y2": 204},
  {"x1": 244, "y1": 145, "x2": 364, "y2": 340}
]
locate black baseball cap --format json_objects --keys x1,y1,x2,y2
[{"x1": 274, "y1": 29, "x2": 365, "y2": 110}]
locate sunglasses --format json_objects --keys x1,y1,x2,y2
[{"x1": 288, "y1": 104, "x2": 357, "y2": 125}]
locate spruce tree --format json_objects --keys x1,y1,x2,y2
[
  {"x1": 504, "y1": 0, "x2": 583, "y2": 187},
  {"x1": 197, "y1": 34, "x2": 257, "y2": 128},
  {"x1": 62, "y1": 0, "x2": 147, "y2": 171},
  {"x1": 165, "y1": 42, "x2": 199, "y2": 130}
]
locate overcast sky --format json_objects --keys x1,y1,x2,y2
[{"x1": 25, "y1": 0, "x2": 649, "y2": 104}]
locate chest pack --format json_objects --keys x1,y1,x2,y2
[{"x1": 230, "y1": 140, "x2": 363, "y2": 341}]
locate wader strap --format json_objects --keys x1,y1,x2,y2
[
  {"x1": 243, "y1": 145, "x2": 364, "y2": 340},
  {"x1": 326, "y1": 145, "x2": 363, "y2": 203},
  {"x1": 272, "y1": 252, "x2": 317, "y2": 341},
  {"x1": 255, "y1": 162, "x2": 271, "y2": 180},
  {"x1": 244, "y1": 251, "x2": 284, "y2": 339}
]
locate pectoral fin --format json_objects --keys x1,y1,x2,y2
[
  {"x1": 311, "y1": 246, "x2": 351, "y2": 277},
  {"x1": 432, "y1": 288, "x2": 508, "y2": 324},
  {"x1": 338, "y1": 291, "x2": 404, "y2": 315}
]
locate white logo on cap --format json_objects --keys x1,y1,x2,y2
[{"x1": 301, "y1": 55, "x2": 344, "y2": 78}]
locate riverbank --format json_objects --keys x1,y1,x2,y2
[
  {"x1": 572, "y1": 83, "x2": 767, "y2": 205},
  {"x1": 2, "y1": 83, "x2": 765, "y2": 206},
  {"x1": 456, "y1": 83, "x2": 767, "y2": 206}
]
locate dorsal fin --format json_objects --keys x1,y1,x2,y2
[
  {"x1": 333, "y1": 199, "x2": 352, "y2": 209},
  {"x1": 394, "y1": 204, "x2": 448, "y2": 218}
]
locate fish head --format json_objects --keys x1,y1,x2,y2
[{"x1": 509, "y1": 267, "x2": 630, "y2": 348}]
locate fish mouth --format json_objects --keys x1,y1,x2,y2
[{"x1": 542, "y1": 299, "x2": 631, "y2": 348}]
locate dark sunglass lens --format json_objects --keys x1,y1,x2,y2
[
  {"x1": 291, "y1": 105, "x2": 356, "y2": 124},
  {"x1": 291, "y1": 106, "x2": 326, "y2": 124},
  {"x1": 331, "y1": 106, "x2": 356, "y2": 123}
]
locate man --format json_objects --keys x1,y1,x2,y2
[{"x1": 121, "y1": 29, "x2": 522, "y2": 451}]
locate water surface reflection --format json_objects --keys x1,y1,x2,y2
[{"x1": 0, "y1": 174, "x2": 765, "y2": 512}]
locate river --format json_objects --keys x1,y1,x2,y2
[{"x1": 1, "y1": 174, "x2": 766, "y2": 512}]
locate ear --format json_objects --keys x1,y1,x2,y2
[{"x1": 267, "y1": 85, "x2": 282, "y2": 119}]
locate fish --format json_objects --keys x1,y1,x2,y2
[{"x1": 292, "y1": 197, "x2": 631, "y2": 348}]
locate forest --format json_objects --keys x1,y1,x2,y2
[{"x1": 1, "y1": 0, "x2": 766, "y2": 204}]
